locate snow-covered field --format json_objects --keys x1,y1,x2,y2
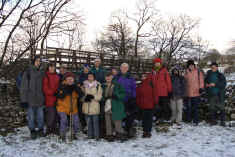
[{"x1": 1, "y1": 123, "x2": 235, "y2": 157}]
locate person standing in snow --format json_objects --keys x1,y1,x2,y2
[
  {"x1": 102, "y1": 72, "x2": 126, "y2": 141},
  {"x1": 116, "y1": 63, "x2": 137, "y2": 138},
  {"x1": 184, "y1": 60, "x2": 204, "y2": 126},
  {"x1": 136, "y1": 73, "x2": 157, "y2": 138},
  {"x1": 43, "y1": 63, "x2": 60, "y2": 135},
  {"x1": 56, "y1": 72, "x2": 83, "y2": 141},
  {"x1": 169, "y1": 67, "x2": 185, "y2": 125},
  {"x1": 148, "y1": 58, "x2": 172, "y2": 123},
  {"x1": 205, "y1": 62, "x2": 226, "y2": 126},
  {"x1": 82, "y1": 72, "x2": 103, "y2": 140},
  {"x1": 20, "y1": 56, "x2": 45, "y2": 139},
  {"x1": 90, "y1": 58, "x2": 107, "y2": 138},
  {"x1": 76, "y1": 64, "x2": 90, "y2": 132}
]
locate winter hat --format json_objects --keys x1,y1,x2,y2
[
  {"x1": 94, "y1": 58, "x2": 101, "y2": 62},
  {"x1": 83, "y1": 64, "x2": 90, "y2": 69},
  {"x1": 64, "y1": 72, "x2": 75, "y2": 79},
  {"x1": 153, "y1": 58, "x2": 162, "y2": 64},
  {"x1": 210, "y1": 62, "x2": 218, "y2": 67},
  {"x1": 187, "y1": 60, "x2": 195, "y2": 68},
  {"x1": 88, "y1": 71, "x2": 96, "y2": 77}
]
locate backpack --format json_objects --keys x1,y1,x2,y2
[{"x1": 16, "y1": 68, "x2": 30, "y2": 91}]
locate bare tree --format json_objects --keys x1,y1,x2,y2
[
  {"x1": 0, "y1": 0, "x2": 75, "y2": 67},
  {"x1": 149, "y1": 14, "x2": 200, "y2": 67},
  {"x1": 0, "y1": 0, "x2": 47, "y2": 67},
  {"x1": 94, "y1": 10, "x2": 134, "y2": 57},
  {"x1": 127, "y1": 0, "x2": 157, "y2": 57}
]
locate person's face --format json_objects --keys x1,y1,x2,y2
[
  {"x1": 112, "y1": 69, "x2": 118, "y2": 76},
  {"x1": 189, "y1": 64, "x2": 195, "y2": 70},
  {"x1": 120, "y1": 65, "x2": 129, "y2": 74},
  {"x1": 141, "y1": 74, "x2": 147, "y2": 81},
  {"x1": 60, "y1": 67, "x2": 66, "y2": 74},
  {"x1": 66, "y1": 77, "x2": 74, "y2": 85},
  {"x1": 49, "y1": 66, "x2": 55, "y2": 73},
  {"x1": 105, "y1": 75, "x2": 113, "y2": 83},
  {"x1": 88, "y1": 74, "x2": 94, "y2": 82},
  {"x1": 34, "y1": 58, "x2": 41, "y2": 68},
  {"x1": 154, "y1": 62, "x2": 161, "y2": 67},
  {"x1": 95, "y1": 61, "x2": 101, "y2": 67},
  {"x1": 211, "y1": 65, "x2": 218, "y2": 72},
  {"x1": 84, "y1": 67, "x2": 89, "y2": 73}
]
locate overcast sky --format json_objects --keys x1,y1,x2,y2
[{"x1": 74, "y1": 0, "x2": 235, "y2": 52}]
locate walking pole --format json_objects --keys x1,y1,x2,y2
[{"x1": 69, "y1": 94, "x2": 73, "y2": 142}]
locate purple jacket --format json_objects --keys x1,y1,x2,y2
[{"x1": 116, "y1": 73, "x2": 136, "y2": 102}]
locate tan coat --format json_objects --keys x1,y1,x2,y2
[
  {"x1": 184, "y1": 68, "x2": 204, "y2": 97},
  {"x1": 82, "y1": 80, "x2": 103, "y2": 115}
]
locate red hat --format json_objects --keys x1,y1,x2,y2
[
  {"x1": 64, "y1": 72, "x2": 75, "y2": 79},
  {"x1": 153, "y1": 58, "x2": 162, "y2": 64}
]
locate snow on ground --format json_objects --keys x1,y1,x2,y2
[{"x1": 1, "y1": 123, "x2": 235, "y2": 157}]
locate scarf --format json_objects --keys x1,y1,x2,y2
[
  {"x1": 83, "y1": 80, "x2": 98, "y2": 89},
  {"x1": 154, "y1": 65, "x2": 162, "y2": 72}
]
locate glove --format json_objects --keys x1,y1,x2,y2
[
  {"x1": 85, "y1": 94, "x2": 94, "y2": 102},
  {"x1": 168, "y1": 92, "x2": 173, "y2": 98},
  {"x1": 199, "y1": 88, "x2": 204, "y2": 94},
  {"x1": 20, "y1": 102, "x2": 29, "y2": 109}
]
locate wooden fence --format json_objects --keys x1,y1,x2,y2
[{"x1": 37, "y1": 47, "x2": 153, "y2": 75}]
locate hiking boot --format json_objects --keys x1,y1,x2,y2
[
  {"x1": 142, "y1": 132, "x2": 151, "y2": 138},
  {"x1": 37, "y1": 129, "x2": 45, "y2": 138},
  {"x1": 220, "y1": 121, "x2": 226, "y2": 127},
  {"x1": 30, "y1": 130, "x2": 37, "y2": 140},
  {"x1": 127, "y1": 128, "x2": 137, "y2": 139},
  {"x1": 73, "y1": 133, "x2": 79, "y2": 140},
  {"x1": 105, "y1": 135, "x2": 115, "y2": 142},
  {"x1": 115, "y1": 133, "x2": 128, "y2": 141},
  {"x1": 209, "y1": 120, "x2": 217, "y2": 126},
  {"x1": 59, "y1": 135, "x2": 66, "y2": 142}
]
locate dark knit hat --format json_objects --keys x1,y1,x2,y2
[
  {"x1": 210, "y1": 62, "x2": 218, "y2": 67},
  {"x1": 187, "y1": 60, "x2": 195, "y2": 68},
  {"x1": 87, "y1": 71, "x2": 95, "y2": 77},
  {"x1": 83, "y1": 64, "x2": 90, "y2": 69}
]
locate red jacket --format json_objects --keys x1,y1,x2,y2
[
  {"x1": 136, "y1": 77, "x2": 156, "y2": 109},
  {"x1": 147, "y1": 67, "x2": 172, "y2": 97},
  {"x1": 43, "y1": 72, "x2": 60, "y2": 107}
]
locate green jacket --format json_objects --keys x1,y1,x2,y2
[
  {"x1": 102, "y1": 82, "x2": 126, "y2": 120},
  {"x1": 90, "y1": 66, "x2": 107, "y2": 84},
  {"x1": 205, "y1": 70, "x2": 226, "y2": 104}
]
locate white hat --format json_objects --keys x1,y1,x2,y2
[{"x1": 94, "y1": 58, "x2": 101, "y2": 62}]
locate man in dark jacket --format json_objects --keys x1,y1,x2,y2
[
  {"x1": 20, "y1": 56, "x2": 45, "y2": 139},
  {"x1": 116, "y1": 63, "x2": 137, "y2": 138},
  {"x1": 170, "y1": 67, "x2": 185, "y2": 124},
  {"x1": 205, "y1": 62, "x2": 226, "y2": 126},
  {"x1": 90, "y1": 58, "x2": 107, "y2": 84}
]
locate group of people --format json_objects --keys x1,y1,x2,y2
[{"x1": 19, "y1": 55, "x2": 227, "y2": 142}]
